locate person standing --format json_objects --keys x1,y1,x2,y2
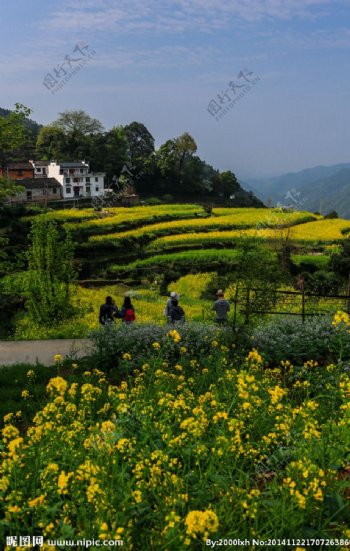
[
  {"x1": 213, "y1": 289, "x2": 230, "y2": 324},
  {"x1": 168, "y1": 299, "x2": 185, "y2": 324},
  {"x1": 99, "y1": 296, "x2": 120, "y2": 325},
  {"x1": 163, "y1": 291, "x2": 179, "y2": 318},
  {"x1": 120, "y1": 296, "x2": 136, "y2": 324}
]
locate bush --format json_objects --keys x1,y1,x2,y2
[
  {"x1": 252, "y1": 314, "x2": 350, "y2": 365},
  {"x1": 90, "y1": 322, "x2": 222, "y2": 371},
  {"x1": 145, "y1": 197, "x2": 163, "y2": 205}
]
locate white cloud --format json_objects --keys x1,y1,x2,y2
[{"x1": 46, "y1": 0, "x2": 339, "y2": 33}]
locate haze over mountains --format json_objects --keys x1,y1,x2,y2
[{"x1": 243, "y1": 163, "x2": 350, "y2": 219}]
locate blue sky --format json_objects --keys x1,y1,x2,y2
[{"x1": 1, "y1": 0, "x2": 350, "y2": 178}]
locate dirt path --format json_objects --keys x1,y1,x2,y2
[{"x1": 0, "y1": 339, "x2": 92, "y2": 367}]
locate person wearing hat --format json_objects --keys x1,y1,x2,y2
[
  {"x1": 163, "y1": 291, "x2": 179, "y2": 318},
  {"x1": 213, "y1": 289, "x2": 230, "y2": 324}
]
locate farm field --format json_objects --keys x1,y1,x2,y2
[{"x1": 6, "y1": 204, "x2": 350, "y2": 340}]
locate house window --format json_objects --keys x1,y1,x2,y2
[
  {"x1": 80, "y1": 168, "x2": 84, "y2": 173},
  {"x1": 73, "y1": 178, "x2": 79, "y2": 183},
  {"x1": 53, "y1": 188, "x2": 57, "y2": 194},
  {"x1": 66, "y1": 187, "x2": 72, "y2": 194},
  {"x1": 95, "y1": 186, "x2": 99, "y2": 192},
  {"x1": 86, "y1": 186, "x2": 91, "y2": 193},
  {"x1": 17, "y1": 169, "x2": 23, "y2": 176},
  {"x1": 86, "y1": 177, "x2": 90, "y2": 183},
  {"x1": 26, "y1": 190, "x2": 32, "y2": 199},
  {"x1": 95, "y1": 177, "x2": 98, "y2": 182},
  {"x1": 36, "y1": 167, "x2": 41, "y2": 173},
  {"x1": 65, "y1": 178, "x2": 70, "y2": 183}
]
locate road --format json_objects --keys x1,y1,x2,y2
[{"x1": 0, "y1": 339, "x2": 92, "y2": 367}]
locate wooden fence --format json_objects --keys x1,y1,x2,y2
[{"x1": 232, "y1": 287, "x2": 350, "y2": 325}]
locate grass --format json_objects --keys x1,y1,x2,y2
[
  {"x1": 292, "y1": 254, "x2": 330, "y2": 269},
  {"x1": 13, "y1": 275, "x2": 218, "y2": 340}
]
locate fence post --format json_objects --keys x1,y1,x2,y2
[
  {"x1": 301, "y1": 286, "x2": 305, "y2": 324},
  {"x1": 346, "y1": 273, "x2": 350, "y2": 314},
  {"x1": 232, "y1": 283, "x2": 239, "y2": 331},
  {"x1": 245, "y1": 287, "x2": 250, "y2": 325}
]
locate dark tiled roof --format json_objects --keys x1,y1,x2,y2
[
  {"x1": 59, "y1": 161, "x2": 88, "y2": 168},
  {"x1": 32, "y1": 160, "x2": 49, "y2": 166},
  {"x1": 16, "y1": 178, "x2": 61, "y2": 190},
  {"x1": 6, "y1": 162, "x2": 34, "y2": 170}
]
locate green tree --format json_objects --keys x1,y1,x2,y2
[
  {"x1": 36, "y1": 126, "x2": 67, "y2": 160},
  {"x1": 228, "y1": 235, "x2": 284, "y2": 326},
  {"x1": 155, "y1": 132, "x2": 199, "y2": 194},
  {"x1": 47, "y1": 110, "x2": 104, "y2": 161},
  {"x1": 0, "y1": 103, "x2": 32, "y2": 203},
  {"x1": 124, "y1": 122, "x2": 155, "y2": 161},
  {"x1": 25, "y1": 218, "x2": 76, "y2": 324},
  {"x1": 53, "y1": 109, "x2": 104, "y2": 136},
  {"x1": 90, "y1": 126, "x2": 128, "y2": 185}
]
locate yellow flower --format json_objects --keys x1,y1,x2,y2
[
  {"x1": 21, "y1": 390, "x2": 30, "y2": 399},
  {"x1": 152, "y1": 342, "x2": 161, "y2": 350},
  {"x1": 122, "y1": 353, "x2": 132, "y2": 361},
  {"x1": 132, "y1": 490, "x2": 142, "y2": 503},
  {"x1": 185, "y1": 510, "x2": 219, "y2": 539},
  {"x1": 28, "y1": 494, "x2": 45, "y2": 508},
  {"x1": 57, "y1": 471, "x2": 74, "y2": 495},
  {"x1": 2, "y1": 424, "x2": 19, "y2": 442},
  {"x1": 54, "y1": 354, "x2": 63, "y2": 363},
  {"x1": 46, "y1": 377, "x2": 68, "y2": 396},
  {"x1": 167, "y1": 329, "x2": 181, "y2": 343},
  {"x1": 332, "y1": 310, "x2": 350, "y2": 327}
]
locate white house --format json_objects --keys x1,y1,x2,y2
[
  {"x1": 29, "y1": 160, "x2": 49, "y2": 178},
  {"x1": 46, "y1": 161, "x2": 105, "y2": 199}
]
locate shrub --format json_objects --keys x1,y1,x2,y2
[
  {"x1": 252, "y1": 314, "x2": 350, "y2": 365},
  {"x1": 90, "y1": 322, "x2": 222, "y2": 371}
]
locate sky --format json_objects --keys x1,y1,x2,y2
[{"x1": 1, "y1": 0, "x2": 350, "y2": 179}]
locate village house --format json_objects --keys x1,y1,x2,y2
[
  {"x1": 5, "y1": 178, "x2": 62, "y2": 204},
  {"x1": 0, "y1": 162, "x2": 34, "y2": 180},
  {"x1": 29, "y1": 160, "x2": 49, "y2": 178},
  {"x1": 47, "y1": 161, "x2": 105, "y2": 199}
]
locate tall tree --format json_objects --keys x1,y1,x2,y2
[
  {"x1": 53, "y1": 110, "x2": 104, "y2": 136},
  {"x1": 123, "y1": 122, "x2": 155, "y2": 162},
  {"x1": 0, "y1": 103, "x2": 32, "y2": 203},
  {"x1": 49, "y1": 110, "x2": 104, "y2": 161},
  {"x1": 90, "y1": 126, "x2": 128, "y2": 185},
  {"x1": 25, "y1": 218, "x2": 76, "y2": 324},
  {"x1": 155, "y1": 132, "x2": 199, "y2": 194},
  {"x1": 36, "y1": 126, "x2": 67, "y2": 160}
]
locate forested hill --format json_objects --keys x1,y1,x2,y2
[
  {"x1": 0, "y1": 106, "x2": 263, "y2": 206},
  {"x1": 0, "y1": 107, "x2": 42, "y2": 140}
]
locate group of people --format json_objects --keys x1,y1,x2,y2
[
  {"x1": 99, "y1": 295, "x2": 136, "y2": 325},
  {"x1": 99, "y1": 289, "x2": 230, "y2": 326}
]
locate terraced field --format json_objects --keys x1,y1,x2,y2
[
  {"x1": 13, "y1": 204, "x2": 350, "y2": 339},
  {"x1": 25, "y1": 204, "x2": 347, "y2": 279}
]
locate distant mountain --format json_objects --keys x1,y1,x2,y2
[
  {"x1": 298, "y1": 169, "x2": 350, "y2": 219},
  {"x1": 243, "y1": 163, "x2": 350, "y2": 219}
]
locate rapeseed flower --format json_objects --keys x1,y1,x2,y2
[{"x1": 184, "y1": 510, "x2": 219, "y2": 540}]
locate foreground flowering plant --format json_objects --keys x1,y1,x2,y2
[{"x1": 1, "y1": 318, "x2": 350, "y2": 549}]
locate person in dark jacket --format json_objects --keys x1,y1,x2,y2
[
  {"x1": 164, "y1": 291, "x2": 179, "y2": 318},
  {"x1": 213, "y1": 289, "x2": 230, "y2": 324},
  {"x1": 99, "y1": 296, "x2": 119, "y2": 325},
  {"x1": 120, "y1": 296, "x2": 136, "y2": 324},
  {"x1": 168, "y1": 299, "x2": 185, "y2": 324}
]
